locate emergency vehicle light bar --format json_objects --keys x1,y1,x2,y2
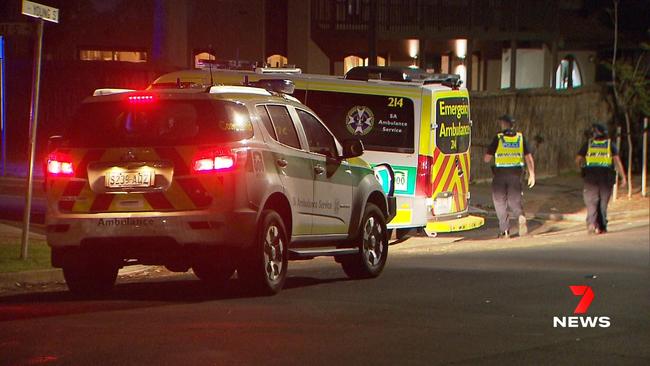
[
  {"x1": 93, "y1": 88, "x2": 136, "y2": 96},
  {"x1": 248, "y1": 79, "x2": 295, "y2": 95},
  {"x1": 208, "y1": 85, "x2": 271, "y2": 96}
]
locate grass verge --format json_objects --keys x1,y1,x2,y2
[{"x1": 0, "y1": 237, "x2": 51, "y2": 273}]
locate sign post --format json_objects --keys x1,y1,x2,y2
[
  {"x1": 0, "y1": 36, "x2": 6, "y2": 177},
  {"x1": 20, "y1": 0, "x2": 58, "y2": 259}
]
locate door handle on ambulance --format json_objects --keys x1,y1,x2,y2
[
  {"x1": 313, "y1": 165, "x2": 325, "y2": 175},
  {"x1": 276, "y1": 158, "x2": 288, "y2": 168}
]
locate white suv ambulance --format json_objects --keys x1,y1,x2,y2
[{"x1": 45, "y1": 81, "x2": 396, "y2": 295}]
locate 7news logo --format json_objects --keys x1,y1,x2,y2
[{"x1": 553, "y1": 285, "x2": 611, "y2": 328}]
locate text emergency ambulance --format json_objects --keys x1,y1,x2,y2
[{"x1": 151, "y1": 65, "x2": 484, "y2": 235}]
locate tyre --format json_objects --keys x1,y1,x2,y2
[
  {"x1": 237, "y1": 210, "x2": 288, "y2": 295},
  {"x1": 340, "y1": 203, "x2": 388, "y2": 279},
  {"x1": 394, "y1": 228, "x2": 412, "y2": 241},
  {"x1": 63, "y1": 260, "x2": 118, "y2": 295}
]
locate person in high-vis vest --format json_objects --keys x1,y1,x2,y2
[
  {"x1": 483, "y1": 115, "x2": 536, "y2": 238},
  {"x1": 576, "y1": 123, "x2": 627, "y2": 234}
]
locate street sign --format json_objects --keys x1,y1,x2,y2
[{"x1": 21, "y1": 0, "x2": 59, "y2": 24}]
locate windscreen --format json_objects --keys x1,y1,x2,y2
[
  {"x1": 305, "y1": 90, "x2": 415, "y2": 153},
  {"x1": 65, "y1": 99, "x2": 252, "y2": 147}
]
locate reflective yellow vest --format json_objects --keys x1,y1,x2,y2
[
  {"x1": 585, "y1": 139, "x2": 612, "y2": 167},
  {"x1": 494, "y1": 132, "x2": 525, "y2": 168}
]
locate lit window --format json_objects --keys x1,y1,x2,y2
[
  {"x1": 555, "y1": 56, "x2": 582, "y2": 89},
  {"x1": 79, "y1": 49, "x2": 147, "y2": 63},
  {"x1": 363, "y1": 56, "x2": 386, "y2": 67},
  {"x1": 267, "y1": 54, "x2": 288, "y2": 67},
  {"x1": 344, "y1": 55, "x2": 364, "y2": 74},
  {"x1": 194, "y1": 52, "x2": 216, "y2": 68}
]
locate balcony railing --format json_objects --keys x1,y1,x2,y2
[{"x1": 311, "y1": 0, "x2": 559, "y2": 38}]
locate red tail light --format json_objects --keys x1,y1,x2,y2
[
  {"x1": 128, "y1": 94, "x2": 156, "y2": 104},
  {"x1": 47, "y1": 153, "x2": 74, "y2": 176},
  {"x1": 416, "y1": 154, "x2": 433, "y2": 197},
  {"x1": 192, "y1": 149, "x2": 237, "y2": 173}
]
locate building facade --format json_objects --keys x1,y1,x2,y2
[{"x1": 0, "y1": 0, "x2": 646, "y2": 166}]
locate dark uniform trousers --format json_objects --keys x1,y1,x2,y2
[
  {"x1": 491, "y1": 173, "x2": 524, "y2": 233},
  {"x1": 583, "y1": 179, "x2": 613, "y2": 230}
]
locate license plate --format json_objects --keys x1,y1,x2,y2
[
  {"x1": 106, "y1": 169, "x2": 154, "y2": 188},
  {"x1": 434, "y1": 196, "x2": 453, "y2": 215}
]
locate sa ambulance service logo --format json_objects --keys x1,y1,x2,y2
[
  {"x1": 346, "y1": 106, "x2": 374, "y2": 136},
  {"x1": 553, "y1": 285, "x2": 611, "y2": 328}
]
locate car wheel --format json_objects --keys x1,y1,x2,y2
[
  {"x1": 340, "y1": 203, "x2": 388, "y2": 279},
  {"x1": 63, "y1": 260, "x2": 118, "y2": 295},
  {"x1": 237, "y1": 210, "x2": 288, "y2": 295}
]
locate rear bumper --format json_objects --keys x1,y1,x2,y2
[
  {"x1": 46, "y1": 208, "x2": 258, "y2": 251},
  {"x1": 426, "y1": 215, "x2": 485, "y2": 233}
]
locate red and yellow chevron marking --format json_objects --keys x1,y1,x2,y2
[
  {"x1": 431, "y1": 148, "x2": 471, "y2": 213},
  {"x1": 48, "y1": 147, "x2": 220, "y2": 213}
]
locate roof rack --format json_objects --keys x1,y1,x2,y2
[
  {"x1": 344, "y1": 66, "x2": 461, "y2": 87},
  {"x1": 93, "y1": 88, "x2": 135, "y2": 96},
  {"x1": 197, "y1": 59, "x2": 258, "y2": 71},
  {"x1": 208, "y1": 79, "x2": 295, "y2": 97}
]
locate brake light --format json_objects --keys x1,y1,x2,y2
[
  {"x1": 193, "y1": 149, "x2": 236, "y2": 172},
  {"x1": 416, "y1": 154, "x2": 433, "y2": 197},
  {"x1": 47, "y1": 154, "x2": 74, "y2": 176},
  {"x1": 128, "y1": 94, "x2": 155, "y2": 104}
]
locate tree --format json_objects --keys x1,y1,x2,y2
[{"x1": 608, "y1": 0, "x2": 650, "y2": 198}]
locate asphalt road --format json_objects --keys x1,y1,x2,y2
[
  {"x1": 0, "y1": 193, "x2": 45, "y2": 224},
  {"x1": 1, "y1": 217, "x2": 648, "y2": 366}
]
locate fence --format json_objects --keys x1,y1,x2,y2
[{"x1": 469, "y1": 85, "x2": 613, "y2": 182}]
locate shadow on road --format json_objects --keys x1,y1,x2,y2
[
  {"x1": 435, "y1": 217, "x2": 545, "y2": 241},
  {"x1": 0, "y1": 275, "x2": 351, "y2": 322}
]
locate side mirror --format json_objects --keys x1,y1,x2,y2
[
  {"x1": 47, "y1": 135, "x2": 64, "y2": 153},
  {"x1": 341, "y1": 139, "x2": 364, "y2": 159}
]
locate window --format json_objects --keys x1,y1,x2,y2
[
  {"x1": 305, "y1": 90, "x2": 415, "y2": 153},
  {"x1": 194, "y1": 52, "x2": 216, "y2": 68},
  {"x1": 79, "y1": 49, "x2": 147, "y2": 63},
  {"x1": 267, "y1": 54, "x2": 288, "y2": 67},
  {"x1": 344, "y1": 55, "x2": 364, "y2": 74},
  {"x1": 297, "y1": 109, "x2": 337, "y2": 157},
  {"x1": 266, "y1": 105, "x2": 301, "y2": 149},
  {"x1": 435, "y1": 96, "x2": 471, "y2": 154},
  {"x1": 363, "y1": 56, "x2": 387, "y2": 67},
  {"x1": 66, "y1": 100, "x2": 252, "y2": 147},
  {"x1": 555, "y1": 56, "x2": 582, "y2": 89},
  {"x1": 256, "y1": 105, "x2": 277, "y2": 140}
]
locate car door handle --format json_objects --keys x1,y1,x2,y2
[
  {"x1": 314, "y1": 165, "x2": 325, "y2": 175},
  {"x1": 276, "y1": 159, "x2": 288, "y2": 168}
]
